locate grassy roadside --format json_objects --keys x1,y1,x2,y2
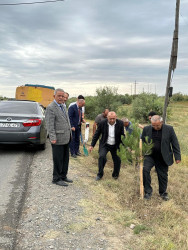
[{"x1": 70, "y1": 102, "x2": 188, "y2": 250}]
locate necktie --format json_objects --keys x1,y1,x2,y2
[
  {"x1": 78, "y1": 108, "x2": 81, "y2": 124},
  {"x1": 60, "y1": 104, "x2": 66, "y2": 116}
]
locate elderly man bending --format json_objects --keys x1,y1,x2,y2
[
  {"x1": 89, "y1": 112, "x2": 124, "y2": 181},
  {"x1": 141, "y1": 115, "x2": 181, "y2": 200}
]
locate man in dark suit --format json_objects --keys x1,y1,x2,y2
[
  {"x1": 89, "y1": 111, "x2": 125, "y2": 180},
  {"x1": 68, "y1": 95, "x2": 85, "y2": 158},
  {"x1": 141, "y1": 115, "x2": 181, "y2": 200},
  {"x1": 45, "y1": 88, "x2": 73, "y2": 187}
]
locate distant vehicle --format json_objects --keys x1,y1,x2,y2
[
  {"x1": 0, "y1": 100, "x2": 47, "y2": 150},
  {"x1": 15, "y1": 84, "x2": 55, "y2": 108}
]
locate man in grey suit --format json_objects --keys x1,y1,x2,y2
[
  {"x1": 45, "y1": 88, "x2": 72, "y2": 186},
  {"x1": 141, "y1": 115, "x2": 181, "y2": 200}
]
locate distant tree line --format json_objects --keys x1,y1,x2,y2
[
  {"x1": 67, "y1": 86, "x2": 167, "y2": 122},
  {"x1": 0, "y1": 96, "x2": 8, "y2": 100},
  {"x1": 170, "y1": 92, "x2": 188, "y2": 102}
]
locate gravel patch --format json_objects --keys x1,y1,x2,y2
[{"x1": 15, "y1": 141, "x2": 132, "y2": 250}]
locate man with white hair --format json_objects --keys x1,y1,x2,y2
[
  {"x1": 141, "y1": 115, "x2": 181, "y2": 200},
  {"x1": 45, "y1": 88, "x2": 72, "y2": 186},
  {"x1": 121, "y1": 117, "x2": 133, "y2": 135}
]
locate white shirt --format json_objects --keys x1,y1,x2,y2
[{"x1": 107, "y1": 122, "x2": 116, "y2": 145}]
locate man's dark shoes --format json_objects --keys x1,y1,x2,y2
[
  {"x1": 53, "y1": 180, "x2": 68, "y2": 187},
  {"x1": 113, "y1": 176, "x2": 118, "y2": 180},
  {"x1": 76, "y1": 152, "x2": 82, "y2": 156},
  {"x1": 160, "y1": 193, "x2": 169, "y2": 201},
  {"x1": 71, "y1": 154, "x2": 77, "y2": 158},
  {"x1": 96, "y1": 176, "x2": 102, "y2": 181},
  {"x1": 62, "y1": 177, "x2": 73, "y2": 183},
  {"x1": 144, "y1": 193, "x2": 152, "y2": 200}
]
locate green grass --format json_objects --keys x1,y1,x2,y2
[{"x1": 70, "y1": 103, "x2": 188, "y2": 249}]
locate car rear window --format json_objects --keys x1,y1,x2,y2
[{"x1": 0, "y1": 102, "x2": 38, "y2": 114}]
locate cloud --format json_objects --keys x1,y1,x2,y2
[{"x1": 0, "y1": 0, "x2": 187, "y2": 98}]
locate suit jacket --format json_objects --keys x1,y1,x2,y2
[
  {"x1": 91, "y1": 119, "x2": 125, "y2": 150},
  {"x1": 45, "y1": 101, "x2": 71, "y2": 145},
  {"x1": 68, "y1": 103, "x2": 83, "y2": 129},
  {"x1": 141, "y1": 124, "x2": 181, "y2": 166}
]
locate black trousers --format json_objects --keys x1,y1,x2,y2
[
  {"x1": 51, "y1": 143, "x2": 69, "y2": 182},
  {"x1": 98, "y1": 144, "x2": 121, "y2": 178},
  {"x1": 143, "y1": 155, "x2": 169, "y2": 195}
]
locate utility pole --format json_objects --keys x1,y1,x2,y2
[
  {"x1": 163, "y1": 0, "x2": 180, "y2": 123},
  {"x1": 134, "y1": 80, "x2": 138, "y2": 95}
]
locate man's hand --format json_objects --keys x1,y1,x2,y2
[
  {"x1": 71, "y1": 127, "x2": 75, "y2": 131},
  {"x1": 89, "y1": 146, "x2": 94, "y2": 153},
  {"x1": 176, "y1": 160, "x2": 181, "y2": 164},
  {"x1": 51, "y1": 140, "x2": 56, "y2": 144}
]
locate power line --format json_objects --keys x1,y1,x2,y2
[{"x1": 0, "y1": 0, "x2": 64, "y2": 6}]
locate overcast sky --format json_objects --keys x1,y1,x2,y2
[{"x1": 0, "y1": 0, "x2": 188, "y2": 98}]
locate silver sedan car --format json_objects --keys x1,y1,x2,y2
[{"x1": 0, "y1": 100, "x2": 47, "y2": 150}]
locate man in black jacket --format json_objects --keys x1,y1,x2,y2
[
  {"x1": 89, "y1": 111, "x2": 124, "y2": 181},
  {"x1": 141, "y1": 115, "x2": 181, "y2": 200}
]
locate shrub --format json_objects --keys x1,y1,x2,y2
[
  {"x1": 171, "y1": 92, "x2": 188, "y2": 102},
  {"x1": 131, "y1": 93, "x2": 164, "y2": 122}
]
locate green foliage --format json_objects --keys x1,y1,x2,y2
[
  {"x1": 84, "y1": 96, "x2": 98, "y2": 120},
  {"x1": 133, "y1": 224, "x2": 148, "y2": 234},
  {"x1": 131, "y1": 93, "x2": 164, "y2": 122},
  {"x1": 142, "y1": 136, "x2": 153, "y2": 156},
  {"x1": 85, "y1": 86, "x2": 133, "y2": 119},
  {"x1": 84, "y1": 86, "x2": 133, "y2": 120},
  {"x1": 117, "y1": 105, "x2": 130, "y2": 118},
  {"x1": 115, "y1": 94, "x2": 132, "y2": 105},
  {"x1": 118, "y1": 122, "x2": 141, "y2": 164},
  {"x1": 171, "y1": 92, "x2": 188, "y2": 102},
  {"x1": 117, "y1": 122, "x2": 153, "y2": 165},
  {"x1": 66, "y1": 97, "x2": 77, "y2": 108},
  {"x1": 0, "y1": 96, "x2": 8, "y2": 100},
  {"x1": 95, "y1": 86, "x2": 120, "y2": 113}
]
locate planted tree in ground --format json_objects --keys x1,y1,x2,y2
[
  {"x1": 117, "y1": 122, "x2": 153, "y2": 198},
  {"x1": 117, "y1": 122, "x2": 153, "y2": 166}
]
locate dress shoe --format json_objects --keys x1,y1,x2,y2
[
  {"x1": 113, "y1": 176, "x2": 118, "y2": 180},
  {"x1": 54, "y1": 180, "x2": 68, "y2": 187},
  {"x1": 96, "y1": 176, "x2": 102, "y2": 181},
  {"x1": 76, "y1": 152, "x2": 82, "y2": 156},
  {"x1": 71, "y1": 154, "x2": 77, "y2": 158},
  {"x1": 160, "y1": 193, "x2": 169, "y2": 201},
  {"x1": 144, "y1": 193, "x2": 152, "y2": 200},
  {"x1": 62, "y1": 177, "x2": 73, "y2": 183}
]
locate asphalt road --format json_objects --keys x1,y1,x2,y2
[{"x1": 0, "y1": 145, "x2": 36, "y2": 250}]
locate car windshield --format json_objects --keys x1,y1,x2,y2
[{"x1": 0, "y1": 102, "x2": 38, "y2": 114}]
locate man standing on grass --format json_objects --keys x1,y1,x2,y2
[
  {"x1": 92, "y1": 108, "x2": 109, "y2": 136},
  {"x1": 141, "y1": 115, "x2": 181, "y2": 200},
  {"x1": 89, "y1": 111, "x2": 124, "y2": 181}
]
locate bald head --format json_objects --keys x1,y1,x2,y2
[{"x1": 107, "y1": 111, "x2": 117, "y2": 125}]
